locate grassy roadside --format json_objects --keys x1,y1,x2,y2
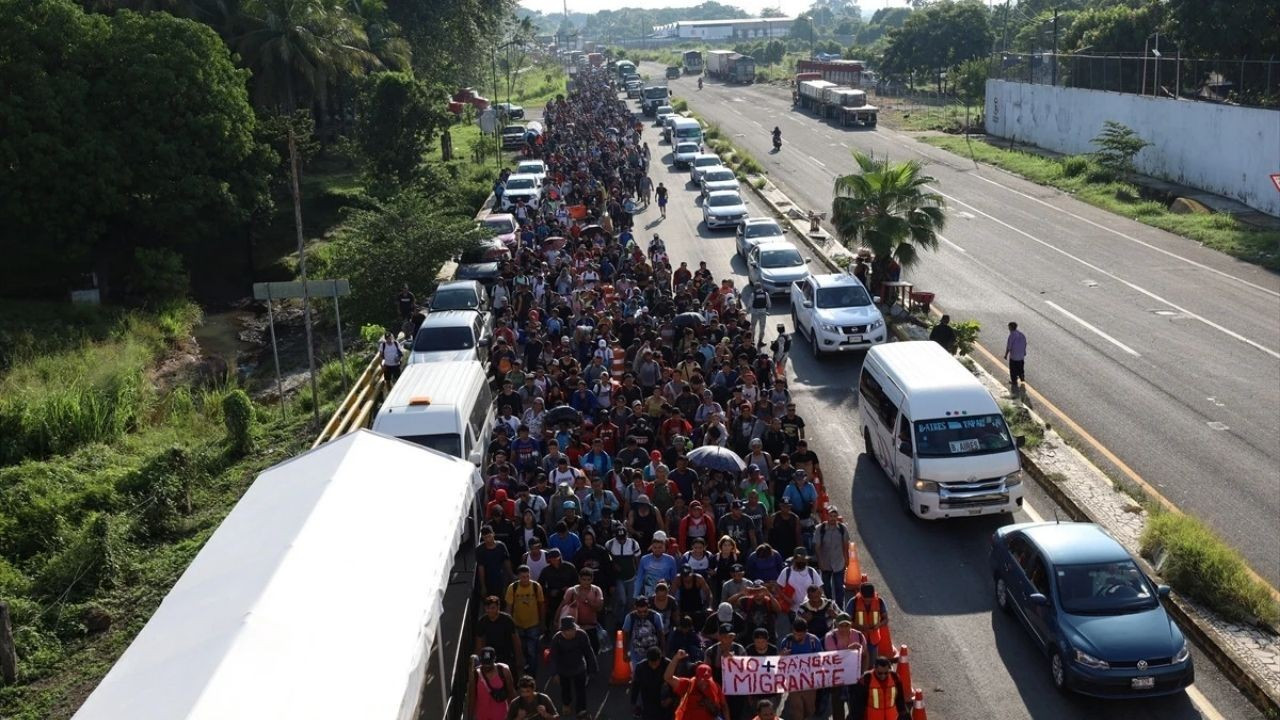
[
  {"x1": 921, "y1": 135, "x2": 1280, "y2": 270},
  {"x1": 879, "y1": 102, "x2": 982, "y2": 133},
  {"x1": 673, "y1": 101, "x2": 765, "y2": 180}
]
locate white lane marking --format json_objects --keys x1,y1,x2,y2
[
  {"x1": 967, "y1": 173, "x2": 1280, "y2": 300},
  {"x1": 1185, "y1": 684, "x2": 1228, "y2": 720},
  {"x1": 808, "y1": 155, "x2": 827, "y2": 168},
  {"x1": 1044, "y1": 301, "x2": 1142, "y2": 357},
  {"x1": 930, "y1": 186, "x2": 1280, "y2": 360},
  {"x1": 750, "y1": 119, "x2": 763, "y2": 129},
  {"x1": 1023, "y1": 500, "x2": 1044, "y2": 522},
  {"x1": 938, "y1": 234, "x2": 967, "y2": 253}
]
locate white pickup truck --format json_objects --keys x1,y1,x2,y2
[{"x1": 790, "y1": 273, "x2": 888, "y2": 357}]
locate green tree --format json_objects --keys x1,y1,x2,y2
[
  {"x1": 235, "y1": 0, "x2": 379, "y2": 418},
  {"x1": 760, "y1": 6, "x2": 786, "y2": 18},
  {"x1": 1062, "y1": 0, "x2": 1164, "y2": 53},
  {"x1": 1092, "y1": 121, "x2": 1151, "y2": 175},
  {"x1": 1165, "y1": 0, "x2": 1279, "y2": 58},
  {"x1": 831, "y1": 152, "x2": 947, "y2": 290},
  {"x1": 325, "y1": 191, "x2": 480, "y2": 326},
  {"x1": 952, "y1": 57, "x2": 989, "y2": 105},
  {"x1": 0, "y1": 0, "x2": 270, "y2": 299},
  {"x1": 882, "y1": 0, "x2": 991, "y2": 91},
  {"x1": 355, "y1": 72, "x2": 448, "y2": 192}
]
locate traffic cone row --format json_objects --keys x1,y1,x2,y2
[
  {"x1": 842, "y1": 542, "x2": 862, "y2": 589},
  {"x1": 895, "y1": 645, "x2": 912, "y2": 692},
  {"x1": 610, "y1": 630, "x2": 631, "y2": 685}
]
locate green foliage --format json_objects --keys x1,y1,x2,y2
[
  {"x1": 672, "y1": 99, "x2": 689, "y2": 112},
  {"x1": 1000, "y1": 401, "x2": 1044, "y2": 449},
  {"x1": 125, "y1": 247, "x2": 191, "y2": 305},
  {"x1": 1091, "y1": 121, "x2": 1151, "y2": 175},
  {"x1": 1061, "y1": 0, "x2": 1165, "y2": 53},
  {"x1": 952, "y1": 58, "x2": 988, "y2": 105},
  {"x1": 881, "y1": 0, "x2": 992, "y2": 87},
  {"x1": 361, "y1": 323, "x2": 387, "y2": 343},
  {"x1": 951, "y1": 319, "x2": 981, "y2": 356},
  {"x1": 221, "y1": 389, "x2": 255, "y2": 455},
  {"x1": 357, "y1": 71, "x2": 450, "y2": 193},
  {"x1": 1163, "y1": 0, "x2": 1279, "y2": 59},
  {"x1": 325, "y1": 190, "x2": 480, "y2": 327},
  {"x1": 120, "y1": 446, "x2": 197, "y2": 539},
  {"x1": 35, "y1": 512, "x2": 131, "y2": 603},
  {"x1": 831, "y1": 152, "x2": 947, "y2": 281},
  {"x1": 1060, "y1": 155, "x2": 1090, "y2": 177},
  {"x1": 0, "y1": 0, "x2": 271, "y2": 298},
  {"x1": 1141, "y1": 511, "x2": 1280, "y2": 625}
]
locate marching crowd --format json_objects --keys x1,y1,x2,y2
[{"x1": 454, "y1": 65, "x2": 913, "y2": 720}]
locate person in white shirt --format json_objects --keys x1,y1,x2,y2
[
  {"x1": 378, "y1": 332, "x2": 403, "y2": 385},
  {"x1": 776, "y1": 550, "x2": 821, "y2": 614}
]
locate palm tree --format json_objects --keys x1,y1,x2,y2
[
  {"x1": 235, "y1": 0, "x2": 378, "y2": 421},
  {"x1": 831, "y1": 151, "x2": 946, "y2": 300}
]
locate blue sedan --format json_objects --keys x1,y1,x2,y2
[{"x1": 989, "y1": 522, "x2": 1194, "y2": 698}]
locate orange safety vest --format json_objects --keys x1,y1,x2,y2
[{"x1": 864, "y1": 672, "x2": 900, "y2": 720}]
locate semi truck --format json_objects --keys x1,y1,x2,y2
[
  {"x1": 682, "y1": 50, "x2": 704, "y2": 75},
  {"x1": 795, "y1": 78, "x2": 836, "y2": 111},
  {"x1": 822, "y1": 86, "x2": 878, "y2": 127},
  {"x1": 706, "y1": 50, "x2": 755, "y2": 83},
  {"x1": 796, "y1": 58, "x2": 868, "y2": 87}
]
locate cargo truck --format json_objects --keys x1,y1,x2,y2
[
  {"x1": 706, "y1": 50, "x2": 756, "y2": 83},
  {"x1": 683, "y1": 50, "x2": 704, "y2": 75},
  {"x1": 821, "y1": 86, "x2": 878, "y2": 127},
  {"x1": 641, "y1": 84, "x2": 669, "y2": 116},
  {"x1": 587, "y1": 52, "x2": 604, "y2": 67},
  {"x1": 795, "y1": 78, "x2": 836, "y2": 111}
]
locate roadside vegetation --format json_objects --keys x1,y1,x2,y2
[
  {"x1": 921, "y1": 135, "x2": 1280, "y2": 270},
  {"x1": 684, "y1": 111, "x2": 764, "y2": 178},
  {"x1": 1141, "y1": 512, "x2": 1280, "y2": 626}
]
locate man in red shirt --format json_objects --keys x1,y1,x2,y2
[{"x1": 664, "y1": 649, "x2": 730, "y2": 720}]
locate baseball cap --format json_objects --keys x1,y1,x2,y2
[
  {"x1": 652, "y1": 530, "x2": 668, "y2": 543},
  {"x1": 562, "y1": 500, "x2": 577, "y2": 510},
  {"x1": 679, "y1": 565, "x2": 692, "y2": 576},
  {"x1": 719, "y1": 623, "x2": 735, "y2": 635},
  {"x1": 546, "y1": 548, "x2": 562, "y2": 558},
  {"x1": 479, "y1": 647, "x2": 497, "y2": 666}
]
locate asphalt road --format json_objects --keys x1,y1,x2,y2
[
  {"x1": 558, "y1": 91, "x2": 1262, "y2": 720},
  {"x1": 639, "y1": 64, "x2": 1280, "y2": 589}
]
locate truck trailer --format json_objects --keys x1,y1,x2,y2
[
  {"x1": 796, "y1": 58, "x2": 868, "y2": 86},
  {"x1": 821, "y1": 86, "x2": 878, "y2": 127},
  {"x1": 706, "y1": 50, "x2": 755, "y2": 83},
  {"x1": 795, "y1": 79, "x2": 836, "y2": 111},
  {"x1": 683, "y1": 50, "x2": 704, "y2": 75}
]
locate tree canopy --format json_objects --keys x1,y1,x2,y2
[
  {"x1": 880, "y1": 0, "x2": 991, "y2": 86},
  {"x1": 0, "y1": 0, "x2": 271, "y2": 297}
]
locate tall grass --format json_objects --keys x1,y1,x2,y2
[{"x1": 0, "y1": 302, "x2": 201, "y2": 465}]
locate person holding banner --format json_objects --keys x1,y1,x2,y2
[
  {"x1": 845, "y1": 582, "x2": 892, "y2": 665},
  {"x1": 664, "y1": 650, "x2": 731, "y2": 720},
  {"x1": 743, "y1": 628, "x2": 780, "y2": 715},
  {"x1": 824, "y1": 614, "x2": 870, "y2": 720},
  {"x1": 702, "y1": 624, "x2": 747, "y2": 720},
  {"x1": 778, "y1": 619, "x2": 823, "y2": 720}
]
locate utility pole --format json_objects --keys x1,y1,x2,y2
[{"x1": 1051, "y1": 8, "x2": 1059, "y2": 86}]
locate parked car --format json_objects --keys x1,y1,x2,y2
[
  {"x1": 672, "y1": 141, "x2": 701, "y2": 169},
  {"x1": 990, "y1": 522, "x2": 1193, "y2": 698},
  {"x1": 499, "y1": 173, "x2": 542, "y2": 211},
  {"x1": 500, "y1": 124, "x2": 526, "y2": 149},
  {"x1": 665, "y1": 66, "x2": 682, "y2": 79},
  {"x1": 701, "y1": 190, "x2": 748, "y2": 230},
  {"x1": 689, "y1": 153, "x2": 723, "y2": 183},
  {"x1": 407, "y1": 310, "x2": 492, "y2": 365},
  {"x1": 514, "y1": 160, "x2": 547, "y2": 185},
  {"x1": 625, "y1": 80, "x2": 643, "y2": 98},
  {"x1": 746, "y1": 240, "x2": 811, "y2": 295},
  {"x1": 735, "y1": 217, "x2": 786, "y2": 258},
  {"x1": 480, "y1": 213, "x2": 517, "y2": 248},
  {"x1": 699, "y1": 167, "x2": 740, "y2": 198},
  {"x1": 654, "y1": 105, "x2": 675, "y2": 126},
  {"x1": 456, "y1": 247, "x2": 501, "y2": 288},
  {"x1": 790, "y1": 273, "x2": 886, "y2": 356},
  {"x1": 429, "y1": 279, "x2": 488, "y2": 313},
  {"x1": 494, "y1": 102, "x2": 524, "y2": 120}
]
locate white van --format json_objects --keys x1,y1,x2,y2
[
  {"x1": 669, "y1": 117, "x2": 703, "y2": 146},
  {"x1": 858, "y1": 341, "x2": 1024, "y2": 519},
  {"x1": 372, "y1": 361, "x2": 494, "y2": 467}
]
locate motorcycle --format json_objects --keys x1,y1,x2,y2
[
  {"x1": 697, "y1": 78, "x2": 703, "y2": 90},
  {"x1": 772, "y1": 134, "x2": 782, "y2": 151}
]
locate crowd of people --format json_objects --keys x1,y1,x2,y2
[{"x1": 459, "y1": 65, "x2": 911, "y2": 720}]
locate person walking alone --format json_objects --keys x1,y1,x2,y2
[
  {"x1": 929, "y1": 314, "x2": 956, "y2": 355},
  {"x1": 656, "y1": 182, "x2": 669, "y2": 218},
  {"x1": 750, "y1": 283, "x2": 771, "y2": 346},
  {"x1": 1004, "y1": 321, "x2": 1028, "y2": 391},
  {"x1": 378, "y1": 331, "x2": 403, "y2": 386}
]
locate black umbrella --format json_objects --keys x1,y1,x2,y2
[
  {"x1": 673, "y1": 311, "x2": 707, "y2": 329},
  {"x1": 686, "y1": 445, "x2": 747, "y2": 473},
  {"x1": 544, "y1": 405, "x2": 583, "y2": 426}
]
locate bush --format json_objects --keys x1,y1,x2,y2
[
  {"x1": 672, "y1": 99, "x2": 689, "y2": 112},
  {"x1": 35, "y1": 512, "x2": 131, "y2": 603},
  {"x1": 951, "y1": 319, "x2": 981, "y2": 356},
  {"x1": 1084, "y1": 161, "x2": 1118, "y2": 184},
  {"x1": 1000, "y1": 401, "x2": 1044, "y2": 449},
  {"x1": 221, "y1": 389, "x2": 255, "y2": 454},
  {"x1": 125, "y1": 247, "x2": 189, "y2": 304},
  {"x1": 1060, "y1": 155, "x2": 1090, "y2": 177},
  {"x1": 121, "y1": 446, "x2": 196, "y2": 538},
  {"x1": 1141, "y1": 512, "x2": 1280, "y2": 626},
  {"x1": 1092, "y1": 120, "x2": 1151, "y2": 175}
]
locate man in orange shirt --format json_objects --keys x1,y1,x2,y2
[{"x1": 664, "y1": 649, "x2": 731, "y2": 720}]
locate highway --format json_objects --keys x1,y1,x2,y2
[
  {"x1": 570, "y1": 95, "x2": 1262, "y2": 720},
  {"x1": 640, "y1": 63, "x2": 1280, "y2": 589}
]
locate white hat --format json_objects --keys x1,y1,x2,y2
[
  {"x1": 598, "y1": 339, "x2": 607, "y2": 348},
  {"x1": 652, "y1": 530, "x2": 668, "y2": 543}
]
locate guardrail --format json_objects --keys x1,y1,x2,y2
[{"x1": 312, "y1": 352, "x2": 386, "y2": 448}]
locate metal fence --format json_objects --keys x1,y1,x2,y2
[{"x1": 990, "y1": 52, "x2": 1280, "y2": 109}]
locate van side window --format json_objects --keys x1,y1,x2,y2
[
  {"x1": 858, "y1": 370, "x2": 898, "y2": 429},
  {"x1": 470, "y1": 385, "x2": 492, "y2": 441}
]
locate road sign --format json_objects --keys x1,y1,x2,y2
[
  {"x1": 1271, "y1": 173, "x2": 1280, "y2": 193},
  {"x1": 252, "y1": 279, "x2": 350, "y2": 300},
  {"x1": 479, "y1": 108, "x2": 497, "y2": 134}
]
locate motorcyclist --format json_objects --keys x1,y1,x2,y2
[
  {"x1": 698, "y1": 77, "x2": 703, "y2": 90},
  {"x1": 771, "y1": 126, "x2": 782, "y2": 148}
]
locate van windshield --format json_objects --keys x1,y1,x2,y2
[
  {"x1": 676, "y1": 126, "x2": 702, "y2": 140},
  {"x1": 413, "y1": 326, "x2": 475, "y2": 351},
  {"x1": 913, "y1": 414, "x2": 1014, "y2": 458},
  {"x1": 400, "y1": 433, "x2": 462, "y2": 458}
]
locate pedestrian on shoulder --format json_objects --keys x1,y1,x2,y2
[{"x1": 1004, "y1": 321, "x2": 1028, "y2": 390}]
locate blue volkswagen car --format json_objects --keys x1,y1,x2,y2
[{"x1": 989, "y1": 522, "x2": 1194, "y2": 698}]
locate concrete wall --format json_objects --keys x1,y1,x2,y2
[{"x1": 984, "y1": 79, "x2": 1280, "y2": 217}]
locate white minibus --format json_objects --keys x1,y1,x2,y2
[
  {"x1": 859, "y1": 341, "x2": 1024, "y2": 519},
  {"x1": 372, "y1": 361, "x2": 494, "y2": 467}
]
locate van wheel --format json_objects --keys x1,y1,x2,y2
[
  {"x1": 899, "y1": 477, "x2": 914, "y2": 516},
  {"x1": 863, "y1": 427, "x2": 876, "y2": 463}
]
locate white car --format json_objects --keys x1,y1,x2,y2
[
  {"x1": 700, "y1": 167, "x2": 740, "y2": 197},
  {"x1": 735, "y1": 217, "x2": 786, "y2": 257},
  {"x1": 654, "y1": 106, "x2": 675, "y2": 125},
  {"x1": 514, "y1": 159, "x2": 547, "y2": 185},
  {"x1": 408, "y1": 310, "x2": 492, "y2": 365},
  {"x1": 500, "y1": 173, "x2": 542, "y2": 210},
  {"x1": 689, "y1": 153, "x2": 723, "y2": 183},
  {"x1": 790, "y1": 273, "x2": 887, "y2": 357},
  {"x1": 672, "y1": 141, "x2": 701, "y2": 169},
  {"x1": 702, "y1": 190, "x2": 748, "y2": 230},
  {"x1": 747, "y1": 240, "x2": 811, "y2": 295}
]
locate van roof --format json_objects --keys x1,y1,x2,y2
[
  {"x1": 866, "y1": 341, "x2": 998, "y2": 419},
  {"x1": 671, "y1": 117, "x2": 701, "y2": 126},
  {"x1": 381, "y1": 361, "x2": 487, "y2": 411}
]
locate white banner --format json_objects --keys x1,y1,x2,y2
[{"x1": 721, "y1": 649, "x2": 861, "y2": 696}]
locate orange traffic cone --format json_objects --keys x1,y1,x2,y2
[
  {"x1": 842, "y1": 543, "x2": 862, "y2": 589},
  {"x1": 610, "y1": 630, "x2": 632, "y2": 685},
  {"x1": 895, "y1": 645, "x2": 912, "y2": 692},
  {"x1": 911, "y1": 689, "x2": 928, "y2": 720}
]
